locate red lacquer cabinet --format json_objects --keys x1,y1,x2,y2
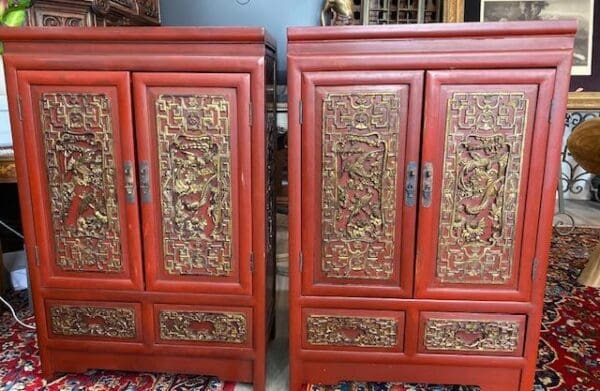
[
  {"x1": 0, "y1": 27, "x2": 276, "y2": 390},
  {"x1": 288, "y1": 22, "x2": 575, "y2": 391}
]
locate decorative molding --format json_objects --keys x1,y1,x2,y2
[
  {"x1": 321, "y1": 92, "x2": 401, "y2": 280},
  {"x1": 436, "y1": 92, "x2": 528, "y2": 284},
  {"x1": 307, "y1": 314, "x2": 398, "y2": 348},
  {"x1": 159, "y1": 310, "x2": 247, "y2": 344},
  {"x1": 41, "y1": 93, "x2": 123, "y2": 273},
  {"x1": 155, "y1": 94, "x2": 233, "y2": 276},
  {"x1": 423, "y1": 318, "x2": 521, "y2": 353},
  {"x1": 50, "y1": 304, "x2": 137, "y2": 339}
]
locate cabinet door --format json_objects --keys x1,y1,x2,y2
[
  {"x1": 17, "y1": 71, "x2": 143, "y2": 290},
  {"x1": 415, "y1": 69, "x2": 556, "y2": 301},
  {"x1": 301, "y1": 71, "x2": 423, "y2": 298},
  {"x1": 133, "y1": 73, "x2": 252, "y2": 295}
]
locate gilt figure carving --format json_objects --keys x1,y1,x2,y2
[{"x1": 321, "y1": 0, "x2": 353, "y2": 26}]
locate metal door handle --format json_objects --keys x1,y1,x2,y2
[
  {"x1": 124, "y1": 161, "x2": 135, "y2": 203},
  {"x1": 139, "y1": 161, "x2": 151, "y2": 203},
  {"x1": 422, "y1": 162, "x2": 433, "y2": 208},
  {"x1": 405, "y1": 161, "x2": 417, "y2": 207}
]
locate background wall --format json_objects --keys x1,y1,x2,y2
[{"x1": 159, "y1": 0, "x2": 322, "y2": 83}]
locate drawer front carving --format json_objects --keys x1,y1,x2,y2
[
  {"x1": 419, "y1": 312, "x2": 526, "y2": 356},
  {"x1": 304, "y1": 309, "x2": 404, "y2": 351},
  {"x1": 321, "y1": 92, "x2": 401, "y2": 281},
  {"x1": 49, "y1": 302, "x2": 138, "y2": 339},
  {"x1": 437, "y1": 92, "x2": 529, "y2": 284},
  {"x1": 155, "y1": 94, "x2": 233, "y2": 277},
  {"x1": 158, "y1": 309, "x2": 248, "y2": 345},
  {"x1": 41, "y1": 93, "x2": 123, "y2": 273}
]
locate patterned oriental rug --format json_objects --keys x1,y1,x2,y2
[{"x1": 0, "y1": 228, "x2": 598, "y2": 391}]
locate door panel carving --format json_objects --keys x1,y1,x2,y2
[
  {"x1": 155, "y1": 94, "x2": 233, "y2": 277},
  {"x1": 302, "y1": 72, "x2": 423, "y2": 298},
  {"x1": 321, "y1": 92, "x2": 401, "y2": 280},
  {"x1": 437, "y1": 92, "x2": 528, "y2": 284},
  {"x1": 41, "y1": 92, "x2": 123, "y2": 273},
  {"x1": 159, "y1": 310, "x2": 247, "y2": 343},
  {"x1": 416, "y1": 69, "x2": 556, "y2": 301}
]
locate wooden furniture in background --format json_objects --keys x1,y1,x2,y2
[
  {"x1": 567, "y1": 118, "x2": 600, "y2": 287},
  {"x1": 322, "y1": 0, "x2": 442, "y2": 25},
  {"x1": 26, "y1": 0, "x2": 160, "y2": 26},
  {"x1": 0, "y1": 148, "x2": 17, "y2": 293},
  {"x1": 287, "y1": 21, "x2": 575, "y2": 391},
  {"x1": 0, "y1": 27, "x2": 276, "y2": 391}
]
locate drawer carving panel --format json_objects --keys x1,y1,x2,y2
[
  {"x1": 304, "y1": 309, "x2": 404, "y2": 350},
  {"x1": 158, "y1": 309, "x2": 248, "y2": 344},
  {"x1": 49, "y1": 302, "x2": 137, "y2": 339},
  {"x1": 419, "y1": 312, "x2": 526, "y2": 355}
]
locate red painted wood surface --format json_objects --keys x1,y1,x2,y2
[
  {"x1": 0, "y1": 27, "x2": 275, "y2": 391},
  {"x1": 288, "y1": 21, "x2": 575, "y2": 391}
]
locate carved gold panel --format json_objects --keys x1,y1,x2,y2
[
  {"x1": 50, "y1": 304, "x2": 136, "y2": 339},
  {"x1": 437, "y1": 92, "x2": 529, "y2": 284},
  {"x1": 41, "y1": 93, "x2": 123, "y2": 273},
  {"x1": 423, "y1": 318, "x2": 521, "y2": 353},
  {"x1": 321, "y1": 92, "x2": 401, "y2": 280},
  {"x1": 307, "y1": 314, "x2": 398, "y2": 348},
  {"x1": 155, "y1": 94, "x2": 233, "y2": 276},
  {"x1": 159, "y1": 310, "x2": 247, "y2": 344}
]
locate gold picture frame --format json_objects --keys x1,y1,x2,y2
[
  {"x1": 443, "y1": 0, "x2": 465, "y2": 22},
  {"x1": 567, "y1": 92, "x2": 600, "y2": 110}
]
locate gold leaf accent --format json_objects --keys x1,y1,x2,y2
[
  {"x1": 50, "y1": 304, "x2": 136, "y2": 339},
  {"x1": 155, "y1": 95, "x2": 233, "y2": 276},
  {"x1": 321, "y1": 92, "x2": 400, "y2": 280},
  {"x1": 307, "y1": 314, "x2": 397, "y2": 347},
  {"x1": 424, "y1": 318, "x2": 520, "y2": 353},
  {"x1": 41, "y1": 93, "x2": 122, "y2": 272},
  {"x1": 437, "y1": 92, "x2": 529, "y2": 284},
  {"x1": 159, "y1": 310, "x2": 247, "y2": 344}
]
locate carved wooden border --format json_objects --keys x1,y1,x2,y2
[{"x1": 443, "y1": 0, "x2": 465, "y2": 23}]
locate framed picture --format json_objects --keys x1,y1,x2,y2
[{"x1": 479, "y1": 0, "x2": 594, "y2": 75}]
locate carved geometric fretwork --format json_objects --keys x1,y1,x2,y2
[
  {"x1": 423, "y1": 317, "x2": 521, "y2": 353},
  {"x1": 155, "y1": 94, "x2": 233, "y2": 276},
  {"x1": 437, "y1": 92, "x2": 529, "y2": 284},
  {"x1": 159, "y1": 310, "x2": 247, "y2": 344},
  {"x1": 41, "y1": 93, "x2": 122, "y2": 272},
  {"x1": 307, "y1": 314, "x2": 398, "y2": 348},
  {"x1": 50, "y1": 304, "x2": 136, "y2": 339},
  {"x1": 321, "y1": 92, "x2": 400, "y2": 280}
]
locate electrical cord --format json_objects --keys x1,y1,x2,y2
[
  {"x1": 0, "y1": 294, "x2": 36, "y2": 329},
  {"x1": 0, "y1": 218, "x2": 34, "y2": 329}
]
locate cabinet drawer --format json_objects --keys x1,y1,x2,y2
[
  {"x1": 302, "y1": 308, "x2": 404, "y2": 352},
  {"x1": 154, "y1": 304, "x2": 252, "y2": 348},
  {"x1": 46, "y1": 300, "x2": 142, "y2": 342},
  {"x1": 418, "y1": 312, "x2": 526, "y2": 356}
]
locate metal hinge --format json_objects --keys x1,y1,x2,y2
[
  {"x1": 299, "y1": 251, "x2": 304, "y2": 273},
  {"x1": 249, "y1": 102, "x2": 253, "y2": 127},
  {"x1": 250, "y1": 252, "x2": 255, "y2": 272},
  {"x1": 16, "y1": 96, "x2": 23, "y2": 121},
  {"x1": 299, "y1": 100, "x2": 303, "y2": 124},
  {"x1": 532, "y1": 258, "x2": 539, "y2": 280}
]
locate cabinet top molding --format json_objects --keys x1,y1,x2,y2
[
  {"x1": 0, "y1": 26, "x2": 276, "y2": 49},
  {"x1": 288, "y1": 20, "x2": 577, "y2": 42}
]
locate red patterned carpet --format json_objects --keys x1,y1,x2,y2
[{"x1": 1, "y1": 228, "x2": 599, "y2": 391}]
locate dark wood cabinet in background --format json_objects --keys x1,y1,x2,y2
[
  {"x1": 0, "y1": 27, "x2": 276, "y2": 391},
  {"x1": 288, "y1": 21, "x2": 575, "y2": 391}
]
